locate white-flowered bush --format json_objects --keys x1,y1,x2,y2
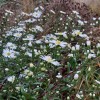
[{"x1": 0, "y1": 5, "x2": 99, "y2": 100}]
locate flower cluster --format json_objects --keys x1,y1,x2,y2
[{"x1": 0, "y1": 5, "x2": 99, "y2": 100}]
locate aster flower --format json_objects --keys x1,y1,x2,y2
[
  {"x1": 40, "y1": 55, "x2": 61, "y2": 66},
  {"x1": 13, "y1": 32, "x2": 22, "y2": 38},
  {"x1": 96, "y1": 43, "x2": 100, "y2": 48},
  {"x1": 55, "y1": 31, "x2": 68, "y2": 38},
  {"x1": 7, "y1": 75, "x2": 15, "y2": 83},
  {"x1": 34, "y1": 49, "x2": 41, "y2": 55},
  {"x1": 25, "y1": 18, "x2": 36, "y2": 23},
  {"x1": 5, "y1": 42, "x2": 17, "y2": 49},
  {"x1": 28, "y1": 41, "x2": 32, "y2": 47},
  {"x1": 35, "y1": 39, "x2": 43, "y2": 44},
  {"x1": 56, "y1": 73, "x2": 62, "y2": 78},
  {"x1": 29, "y1": 63, "x2": 34, "y2": 67},
  {"x1": 23, "y1": 34, "x2": 34, "y2": 41},
  {"x1": 74, "y1": 73, "x2": 79, "y2": 80},
  {"x1": 24, "y1": 69, "x2": 33, "y2": 76},
  {"x1": 86, "y1": 40, "x2": 91, "y2": 46},
  {"x1": 35, "y1": 25, "x2": 43, "y2": 32},
  {"x1": 44, "y1": 34, "x2": 58, "y2": 41},
  {"x1": 25, "y1": 51, "x2": 32, "y2": 57},
  {"x1": 78, "y1": 20, "x2": 84, "y2": 25},
  {"x1": 72, "y1": 30, "x2": 82, "y2": 36},
  {"x1": 75, "y1": 44, "x2": 80, "y2": 50},
  {"x1": 15, "y1": 27, "x2": 24, "y2": 32},
  {"x1": 88, "y1": 53, "x2": 96, "y2": 59},
  {"x1": 79, "y1": 34, "x2": 89, "y2": 39},
  {"x1": 2, "y1": 49, "x2": 18, "y2": 58},
  {"x1": 76, "y1": 93, "x2": 81, "y2": 99},
  {"x1": 68, "y1": 53, "x2": 73, "y2": 57},
  {"x1": 71, "y1": 46, "x2": 75, "y2": 51},
  {"x1": 30, "y1": 10, "x2": 42, "y2": 18},
  {"x1": 49, "y1": 40, "x2": 67, "y2": 48}
]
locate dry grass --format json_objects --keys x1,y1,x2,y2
[
  {"x1": 73, "y1": 0, "x2": 100, "y2": 15},
  {"x1": 21, "y1": 0, "x2": 35, "y2": 13}
]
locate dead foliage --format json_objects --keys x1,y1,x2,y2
[{"x1": 74, "y1": 0, "x2": 100, "y2": 15}]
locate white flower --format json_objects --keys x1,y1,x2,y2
[
  {"x1": 13, "y1": 32, "x2": 22, "y2": 38},
  {"x1": 78, "y1": 20, "x2": 84, "y2": 25},
  {"x1": 21, "y1": 46, "x2": 26, "y2": 50},
  {"x1": 24, "y1": 69, "x2": 33, "y2": 76},
  {"x1": 15, "y1": 27, "x2": 24, "y2": 32},
  {"x1": 44, "y1": 34, "x2": 58, "y2": 40},
  {"x1": 76, "y1": 93, "x2": 81, "y2": 99},
  {"x1": 35, "y1": 25, "x2": 43, "y2": 32},
  {"x1": 7, "y1": 75, "x2": 15, "y2": 83},
  {"x1": 72, "y1": 30, "x2": 82, "y2": 36},
  {"x1": 88, "y1": 67, "x2": 91, "y2": 71},
  {"x1": 35, "y1": 39, "x2": 42, "y2": 44},
  {"x1": 72, "y1": 46, "x2": 75, "y2": 51},
  {"x1": 29, "y1": 63, "x2": 34, "y2": 67},
  {"x1": 23, "y1": 34, "x2": 34, "y2": 40},
  {"x1": 34, "y1": 49, "x2": 41, "y2": 55},
  {"x1": 31, "y1": 10, "x2": 42, "y2": 18},
  {"x1": 79, "y1": 34, "x2": 89, "y2": 39},
  {"x1": 86, "y1": 40, "x2": 91, "y2": 46},
  {"x1": 52, "y1": 61, "x2": 61, "y2": 66},
  {"x1": 55, "y1": 31, "x2": 68, "y2": 38},
  {"x1": 93, "y1": 94, "x2": 95, "y2": 97},
  {"x1": 75, "y1": 44, "x2": 80, "y2": 50},
  {"x1": 89, "y1": 93, "x2": 92, "y2": 96},
  {"x1": 49, "y1": 40, "x2": 67, "y2": 48},
  {"x1": 25, "y1": 51, "x2": 32, "y2": 57},
  {"x1": 5, "y1": 68, "x2": 9, "y2": 71},
  {"x1": 28, "y1": 41, "x2": 32, "y2": 47},
  {"x1": 40, "y1": 56, "x2": 53, "y2": 62},
  {"x1": 25, "y1": 18, "x2": 36, "y2": 23},
  {"x1": 88, "y1": 53, "x2": 96, "y2": 59},
  {"x1": 40, "y1": 55, "x2": 61, "y2": 66},
  {"x1": 74, "y1": 73, "x2": 79, "y2": 80},
  {"x1": 49, "y1": 43, "x2": 55, "y2": 48},
  {"x1": 16, "y1": 86, "x2": 21, "y2": 91},
  {"x1": 2, "y1": 49, "x2": 18, "y2": 58},
  {"x1": 56, "y1": 73, "x2": 62, "y2": 78},
  {"x1": 67, "y1": 97, "x2": 70, "y2": 100},
  {"x1": 5, "y1": 42, "x2": 17, "y2": 49},
  {"x1": 18, "y1": 21, "x2": 25, "y2": 27},
  {"x1": 93, "y1": 17, "x2": 96, "y2": 20},
  {"x1": 97, "y1": 43, "x2": 100, "y2": 48},
  {"x1": 68, "y1": 54, "x2": 73, "y2": 57},
  {"x1": 5, "y1": 31, "x2": 12, "y2": 36}
]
